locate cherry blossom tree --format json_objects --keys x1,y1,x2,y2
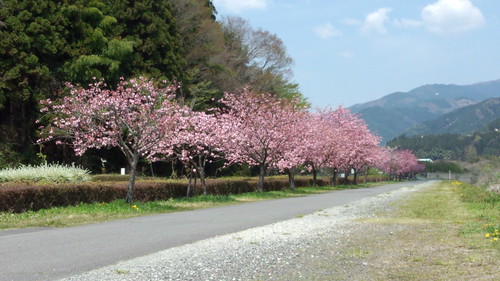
[
  {"x1": 304, "y1": 107, "x2": 355, "y2": 186},
  {"x1": 334, "y1": 108, "x2": 381, "y2": 184},
  {"x1": 217, "y1": 88, "x2": 306, "y2": 192},
  {"x1": 168, "y1": 110, "x2": 222, "y2": 196},
  {"x1": 274, "y1": 106, "x2": 308, "y2": 190},
  {"x1": 301, "y1": 106, "x2": 383, "y2": 186},
  {"x1": 379, "y1": 148, "x2": 421, "y2": 180},
  {"x1": 301, "y1": 109, "x2": 340, "y2": 186},
  {"x1": 39, "y1": 77, "x2": 183, "y2": 203},
  {"x1": 379, "y1": 148, "x2": 397, "y2": 179},
  {"x1": 350, "y1": 143, "x2": 384, "y2": 184},
  {"x1": 395, "y1": 149, "x2": 422, "y2": 179},
  {"x1": 326, "y1": 106, "x2": 360, "y2": 184}
]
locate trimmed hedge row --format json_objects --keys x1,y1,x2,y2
[
  {"x1": 0, "y1": 178, "x2": 332, "y2": 213},
  {"x1": 0, "y1": 174, "x2": 393, "y2": 213}
]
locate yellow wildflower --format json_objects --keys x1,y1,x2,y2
[{"x1": 485, "y1": 233, "x2": 490, "y2": 238}]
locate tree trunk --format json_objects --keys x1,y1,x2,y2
[
  {"x1": 125, "y1": 153, "x2": 140, "y2": 204},
  {"x1": 258, "y1": 163, "x2": 266, "y2": 192},
  {"x1": 198, "y1": 157, "x2": 207, "y2": 196},
  {"x1": 286, "y1": 168, "x2": 296, "y2": 190},
  {"x1": 186, "y1": 169, "x2": 193, "y2": 197},
  {"x1": 332, "y1": 168, "x2": 338, "y2": 186},
  {"x1": 364, "y1": 167, "x2": 368, "y2": 184},
  {"x1": 343, "y1": 171, "x2": 350, "y2": 185},
  {"x1": 170, "y1": 160, "x2": 178, "y2": 179},
  {"x1": 311, "y1": 164, "x2": 317, "y2": 187},
  {"x1": 353, "y1": 168, "x2": 358, "y2": 185},
  {"x1": 199, "y1": 168, "x2": 207, "y2": 195}
]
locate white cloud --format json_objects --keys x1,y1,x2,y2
[
  {"x1": 421, "y1": 0, "x2": 485, "y2": 34},
  {"x1": 313, "y1": 23, "x2": 342, "y2": 39},
  {"x1": 361, "y1": 8, "x2": 392, "y2": 35},
  {"x1": 213, "y1": 0, "x2": 268, "y2": 13}
]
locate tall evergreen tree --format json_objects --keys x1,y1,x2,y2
[
  {"x1": 0, "y1": 0, "x2": 183, "y2": 166},
  {"x1": 169, "y1": 0, "x2": 226, "y2": 109}
]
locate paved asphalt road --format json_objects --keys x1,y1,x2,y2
[{"x1": 0, "y1": 181, "x2": 423, "y2": 281}]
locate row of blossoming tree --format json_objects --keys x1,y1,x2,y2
[{"x1": 39, "y1": 78, "x2": 423, "y2": 203}]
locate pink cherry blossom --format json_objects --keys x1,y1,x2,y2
[
  {"x1": 39, "y1": 77, "x2": 184, "y2": 203},
  {"x1": 162, "y1": 110, "x2": 223, "y2": 196},
  {"x1": 216, "y1": 88, "x2": 307, "y2": 192},
  {"x1": 379, "y1": 148, "x2": 422, "y2": 180}
]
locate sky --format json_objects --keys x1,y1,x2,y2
[{"x1": 212, "y1": 0, "x2": 500, "y2": 108}]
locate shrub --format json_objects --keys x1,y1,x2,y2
[
  {"x1": 458, "y1": 181, "x2": 500, "y2": 205},
  {"x1": 0, "y1": 175, "x2": 384, "y2": 213},
  {"x1": 425, "y1": 161, "x2": 463, "y2": 174},
  {"x1": 0, "y1": 178, "x2": 305, "y2": 212},
  {"x1": 0, "y1": 163, "x2": 91, "y2": 183}
]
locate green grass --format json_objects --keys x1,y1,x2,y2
[
  {"x1": 393, "y1": 180, "x2": 499, "y2": 248},
  {"x1": 455, "y1": 181, "x2": 500, "y2": 244},
  {"x1": 0, "y1": 196, "x2": 237, "y2": 230},
  {"x1": 0, "y1": 181, "x2": 385, "y2": 230},
  {"x1": 350, "y1": 180, "x2": 499, "y2": 280}
]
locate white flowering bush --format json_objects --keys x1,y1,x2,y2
[{"x1": 0, "y1": 163, "x2": 91, "y2": 183}]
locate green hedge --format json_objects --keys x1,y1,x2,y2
[
  {"x1": 0, "y1": 181, "x2": 180, "y2": 213},
  {"x1": 0, "y1": 178, "x2": 335, "y2": 213}
]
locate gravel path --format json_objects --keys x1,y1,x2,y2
[{"x1": 60, "y1": 182, "x2": 433, "y2": 281}]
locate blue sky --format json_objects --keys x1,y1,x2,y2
[{"x1": 212, "y1": 0, "x2": 500, "y2": 108}]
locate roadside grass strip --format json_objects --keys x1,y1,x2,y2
[{"x1": 348, "y1": 181, "x2": 499, "y2": 280}]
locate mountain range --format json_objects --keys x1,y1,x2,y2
[
  {"x1": 404, "y1": 97, "x2": 500, "y2": 136},
  {"x1": 350, "y1": 79, "x2": 500, "y2": 143}
]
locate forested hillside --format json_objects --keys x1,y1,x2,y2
[
  {"x1": 404, "y1": 98, "x2": 500, "y2": 136},
  {"x1": 350, "y1": 79, "x2": 500, "y2": 143},
  {"x1": 387, "y1": 118, "x2": 500, "y2": 161},
  {"x1": 0, "y1": 0, "x2": 302, "y2": 169}
]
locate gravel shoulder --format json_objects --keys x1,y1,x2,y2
[{"x1": 60, "y1": 181, "x2": 435, "y2": 281}]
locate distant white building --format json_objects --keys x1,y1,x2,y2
[{"x1": 418, "y1": 158, "x2": 433, "y2": 163}]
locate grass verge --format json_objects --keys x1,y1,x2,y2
[
  {"x1": 0, "y1": 182, "x2": 383, "y2": 230},
  {"x1": 339, "y1": 181, "x2": 499, "y2": 280}
]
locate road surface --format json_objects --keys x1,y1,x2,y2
[{"x1": 0, "y1": 181, "x2": 421, "y2": 281}]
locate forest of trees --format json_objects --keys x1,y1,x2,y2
[
  {"x1": 387, "y1": 118, "x2": 500, "y2": 161},
  {"x1": 0, "y1": 0, "x2": 303, "y2": 170}
]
